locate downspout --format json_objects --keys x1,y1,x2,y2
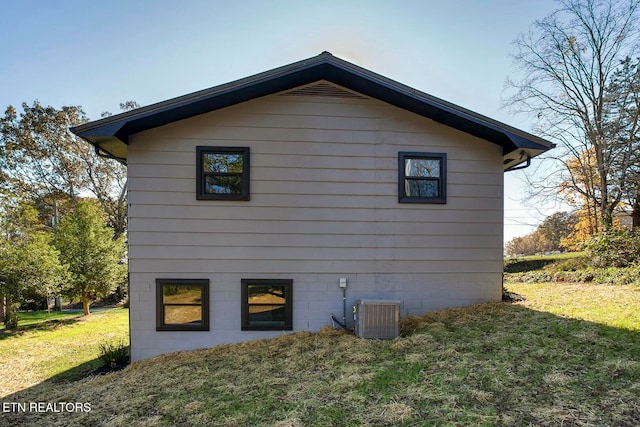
[
  {"x1": 94, "y1": 145, "x2": 127, "y2": 165},
  {"x1": 504, "y1": 155, "x2": 531, "y2": 172}
]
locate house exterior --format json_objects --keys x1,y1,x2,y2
[{"x1": 72, "y1": 52, "x2": 554, "y2": 361}]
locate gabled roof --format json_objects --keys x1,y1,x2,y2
[{"x1": 71, "y1": 51, "x2": 554, "y2": 169}]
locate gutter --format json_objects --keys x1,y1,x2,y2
[
  {"x1": 504, "y1": 155, "x2": 531, "y2": 172},
  {"x1": 93, "y1": 145, "x2": 127, "y2": 164}
]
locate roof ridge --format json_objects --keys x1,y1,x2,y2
[{"x1": 71, "y1": 52, "x2": 554, "y2": 165}]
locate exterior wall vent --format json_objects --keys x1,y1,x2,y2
[
  {"x1": 354, "y1": 299, "x2": 400, "y2": 339},
  {"x1": 281, "y1": 82, "x2": 367, "y2": 99}
]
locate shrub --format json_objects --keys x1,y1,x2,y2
[
  {"x1": 504, "y1": 265, "x2": 640, "y2": 285},
  {"x1": 98, "y1": 339, "x2": 129, "y2": 369},
  {"x1": 584, "y1": 230, "x2": 640, "y2": 268},
  {"x1": 504, "y1": 258, "x2": 557, "y2": 273},
  {"x1": 546, "y1": 257, "x2": 587, "y2": 272},
  {"x1": 400, "y1": 316, "x2": 424, "y2": 336}
]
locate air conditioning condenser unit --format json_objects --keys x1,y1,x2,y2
[{"x1": 354, "y1": 299, "x2": 400, "y2": 339}]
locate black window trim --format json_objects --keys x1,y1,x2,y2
[
  {"x1": 196, "y1": 146, "x2": 250, "y2": 200},
  {"x1": 156, "y1": 278, "x2": 210, "y2": 331},
  {"x1": 398, "y1": 151, "x2": 447, "y2": 204},
  {"x1": 241, "y1": 279, "x2": 293, "y2": 331}
]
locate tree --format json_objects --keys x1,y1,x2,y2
[
  {"x1": 505, "y1": 234, "x2": 540, "y2": 256},
  {"x1": 561, "y1": 207, "x2": 601, "y2": 249},
  {"x1": 604, "y1": 56, "x2": 640, "y2": 228},
  {"x1": 0, "y1": 102, "x2": 88, "y2": 206},
  {"x1": 505, "y1": 0, "x2": 640, "y2": 230},
  {"x1": 0, "y1": 201, "x2": 67, "y2": 327},
  {"x1": 505, "y1": 211, "x2": 578, "y2": 256},
  {"x1": 0, "y1": 101, "x2": 129, "y2": 238},
  {"x1": 90, "y1": 100, "x2": 140, "y2": 238},
  {"x1": 537, "y1": 211, "x2": 579, "y2": 250},
  {"x1": 558, "y1": 149, "x2": 603, "y2": 233},
  {"x1": 54, "y1": 200, "x2": 126, "y2": 316},
  {"x1": 78, "y1": 144, "x2": 128, "y2": 237}
]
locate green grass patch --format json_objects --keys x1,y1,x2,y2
[
  {"x1": 0, "y1": 308, "x2": 129, "y2": 396},
  {"x1": 505, "y1": 282, "x2": 640, "y2": 331},
  {"x1": 504, "y1": 252, "x2": 585, "y2": 273},
  {"x1": 508, "y1": 251, "x2": 585, "y2": 262},
  {"x1": 3, "y1": 284, "x2": 640, "y2": 426},
  {"x1": 505, "y1": 265, "x2": 640, "y2": 285},
  {"x1": 0, "y1": 310, "x2": 82, "y2": 330}
]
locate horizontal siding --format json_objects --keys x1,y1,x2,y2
[
  {"x1": 128, "y1": 143, "x2": 499, "y2": 165},
  {"x1": 128, "y1": 192, "x2": 502, "y2": 210},
  {"x1": 129, "y1": 164, "x2": 503, "y2": 185},
  {"x1": 129, "y1": 259, "x2": 502, "y2": 274},
  {"x1": 129, "y1": 205, "x2": 501, "y2": 223},
  {"x1": 127, "y1": 92, "x2": 503, "y2": 275},
  {"x1": 128, "y1": 177, "x2": 501, "y2": 198},
  {"x1": 128, "y1": 246, "x2": 499, "y2": 262},
  {"x1": 127, "y1": 87, "x2": 505, "y2": 359},
  {"x1": 129, "y1": 136, "x2": 500, "y2": 157},
  {"x1": 128, "y1": 218, "x2": 503, "y2": 235},
  {"x1": 128, "y1": 231, "x2": 503, "y2": 249}
]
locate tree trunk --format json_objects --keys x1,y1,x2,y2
[
  {"x1": 601, "y1": 203, "x2": 614, "y2": 231},
  {"x1": 4, "y1": 293, "x2": 12, "y2": 327},
  {"x1": 82, "y1": 291, "x2": 90, "y2": 316},
  {"x1": 0, "y1": 293, "x2": 4, "y2": 324},
  {"x1": 633, "y1": 201, "x2": 640, "y2": 231}
]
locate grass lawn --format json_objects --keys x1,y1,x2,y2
[
  {"x1": 2, "y1": 284, "x2": 640, "y2": 426},
  {"x1": 0, "y1": 310, "x2": 82, "y2": 329},
  {"x1": 0, "y1": 308, "x2": 129, "y2": 397},
  {"x1": 507, "y1": 282, "x2": 640, "y2": 331},
  {"x1": 505, "y1": 251, "x2": 586, "y2": 262}
]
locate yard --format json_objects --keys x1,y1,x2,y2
[
  {"x1": 1, "y1": 283, "x2": 639, "y2": 426},
  {"x1": 0, "y1": 308, "x2": 129, "y2": 397}
]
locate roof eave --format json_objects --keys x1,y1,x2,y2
[{"x1": 70, "y1": 52, "x2": 554, "y2": 162}]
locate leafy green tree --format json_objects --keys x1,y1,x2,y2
[
  {"x1": 505, "y1": 235, "x2": 535, "y2": 257},
  {"x1": 54, "y1": 200, "x2": 126, "y2": 316},
  {"x1": 0, "y1": 202, "x2": 67, "y2": 327},
  {"x1": 505, "y1": 211, "x2": 578, "y2": 256},
  {"x1": 0, "y1": 101, "x2": 128, "y2": 238},
  {"x1": 583, "y1": 229, "x2": 640, "y2": 267},
  {"x1": 537, "y1": 211, "x2": 579, "y2": 252},
  {"x1": 0, "y1": 102, "x2": 87, "y2": 203}
]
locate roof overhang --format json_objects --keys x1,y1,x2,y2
[{"x1": 71, "y1": 52, "x2": 554, "y2": 168}]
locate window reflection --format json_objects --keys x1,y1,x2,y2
[
  {"x1": 405, "y1": 158, "x2": 440, "y2": 177},
  {"x1": 203, "y1": 153, "x2": 243, "y2": 173}
]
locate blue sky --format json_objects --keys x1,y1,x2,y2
[{"x1": 0, "y1": 0, "x2": 562, "y2": 243}]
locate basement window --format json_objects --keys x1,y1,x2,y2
[
  {"x1": 241, "y1": 279, "x2": 293, "y2": 331},
  {"x1": 196, "y1": 146, "x2": 250, "y2": 200},
  {"x1": 398, "y1": 152, "x2": 447, "y2": 203},
  {"x1": 156, "y1": 279, "x2": 210, "y2": 331}
]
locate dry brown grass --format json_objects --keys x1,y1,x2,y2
[{"x1": 2, "y1": 283, "x2": 640, "y2": 426}]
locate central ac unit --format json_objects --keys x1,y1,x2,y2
[{"x1": 354, "y1": 299, "x2": 400, "y2": 339}]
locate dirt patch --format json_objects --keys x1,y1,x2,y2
[{"x1": 502, "y1": 289, "x2": 525, "y2": 302}]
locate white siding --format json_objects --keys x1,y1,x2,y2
[{"x1": 127, "y1": 84, "x2": 504, "y2": 360}]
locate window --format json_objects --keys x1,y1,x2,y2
[
  {"x1": 156, "y1": 279, "x2": 209, "y2": 331},
  {"x1": 196, "y1": 146, "x2": 250, "y2": 200},
  {"x1": 241, "y1": 279, "x2": 293, "y2": 331},
  {"x1": 398, "y1": 152, "x2": 447, "y2": 203}
]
